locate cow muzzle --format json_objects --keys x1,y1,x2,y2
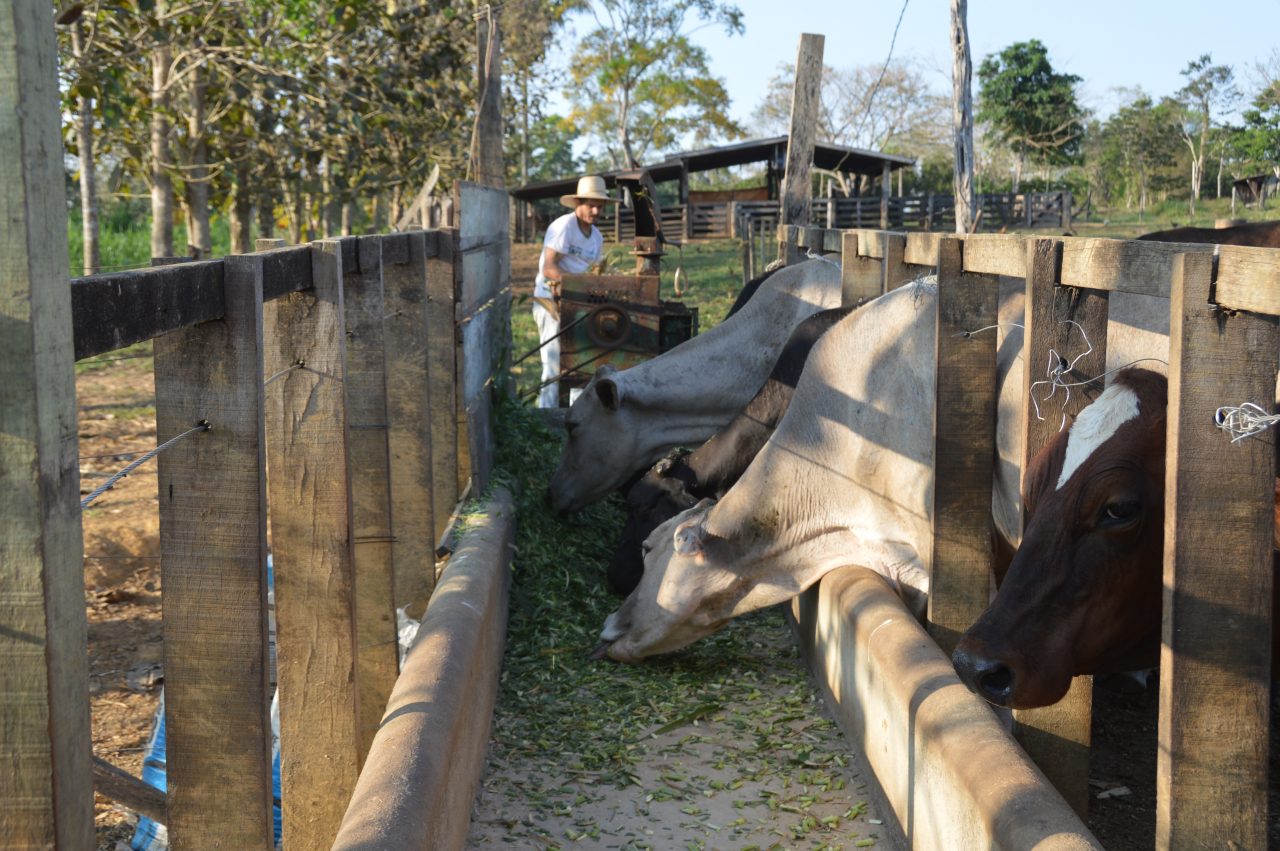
[{"x1": 951, "y1": 645, "x2": 1017, "y2": 707}]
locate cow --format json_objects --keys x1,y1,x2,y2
[
  {"x1": 607, "y1": 306, "x2": 853, "y2": 596},
  {"x1": 1137, "y1": 219, "x2": 1280, "y2": 248},
  {"x1": 595, "y1": 279, "x2": 1031, "y2": 662},
  {"x1": 546, "y1": 258, "x2": 843, "y2": 515},
  {"x1": 951, "y1": 369, "x2": 1169, "y2": 709}
]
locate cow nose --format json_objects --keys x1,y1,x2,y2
[{"x1": 952, "y1": 646, "x2": 1016, "y2": 707}]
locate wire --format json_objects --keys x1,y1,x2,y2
[{"x1": 80, "y1": 421, "x2": 210, "y2": 509}]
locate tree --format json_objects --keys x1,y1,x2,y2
[
  {"x1": 566, "y1": 0, "x2": 744, "y2": 168},
  {"x1": 976, "y1": 39, "x2": 1083, "y2": 193},
  {"x1": 1235, "y1": 82, "x2": 1280, "y2": 207},
  {"x1": 502, "y1": 1, "x2": 582, "y2": 187},
  {"x1": 1094, "y1": 93, "x2": 1182, "y2": 217},
  {"x1": 1176, "y1": 54, "x2": 1239, "y2": 214}
]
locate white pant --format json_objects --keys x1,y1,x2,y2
[{"x1": 532, "y1": 300, "x2": 560, "y2": 408}]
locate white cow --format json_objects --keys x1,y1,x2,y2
[
  {"x1": 546, "y1": 259, "x2": 842, "y2": 514},
  {"x1": 598, "y1": 280, "x2": 1028, "y2": 661}
]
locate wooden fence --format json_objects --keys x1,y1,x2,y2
[
  {"x1": 591, "y1": 191, "x2": 1072, "y2": 246},
  {"x1": 783, "y1": 222, "x2": 1276, "y2": 849},
  {"x1": 5, "y1": 120, "x2": 510, "y2": 849}
]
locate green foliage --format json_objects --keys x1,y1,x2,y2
[
  {"x1": 976, "y1": 40, "x2": 1084, "y2": 171},
  {"x1": 1236, "y1": 82, "x2": 1280, "y2": 179},
  {"x1": 1089, "y1": 94, "x2": 1184, "y2": 213},
  {"x1": 67, "y1": 200, "x2": 232, "y2": 275},
  {"x1": 567, "y1": 0, "x2": 745, "y2": 168}
]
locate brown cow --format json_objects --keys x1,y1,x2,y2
[
  {"x1": 953, "y1": 368, "x2": 1279, "y2": 709},
  {"x1": 1137, "y1": 219, "x2": 1280, "y2": 247},
  {"x1": 953, "y1": 369, "x2": 1169, "y2": 708}
]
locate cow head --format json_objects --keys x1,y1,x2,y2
[
  {"x1": 546, "y1": 365, "x2": 643, "y2": 513},
  {"x1": 596, "y1": 499, "x2": 751, "y2": 661},
  {"x1": 953, "y1": 369, "x2": 1167, "y2": 709}
]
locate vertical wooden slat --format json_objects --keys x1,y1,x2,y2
[
  {"x1": 263, "y1": 239, "x2": 360, "y2": 848},
  {"x1": 1158, "y1": 251, "x2": 1276, "y2": 850},
  {"x1": 927, "y1": 236, "x2": 999, "y2": 655},
  {"x1": 841, "y1": 231, "x2": 881, "y2": 306},
  {"x1": 383, "y1": 232, "x2": 438, "y2": 610},
  {"x1": 882, "y1": 232, "x2": 912, "y2": 289},
  {"x1": 427, "y1": 230, "x2": 460, "y2": 545},
  {"x1": 0, "y1": 1, "x2": 94, "y2": 845},
  {"x1": 1012, "y1": 238, "x2": 1105, "y2": 819},
  {"x1": 776, "y1": 33, "x2": 823, "y2": 265},
  {"x1": 154, "y1": 254, "x2": 274, "y2": 849},
  {"x1": 343, "y1": 236, "x2": 400, "y2": 761}
]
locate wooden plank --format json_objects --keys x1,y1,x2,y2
[
  {"x1": 154, "y1": 253, "x2": 274, "y2": 849},
  {"x1": 383, "y1": 232, "x2": 439, "y2": 610},
  {"x1": 856, "y1": 229, "x2": 887, "y2": 259},
  {"x1": 456, "y1": 181, "x2": 511, "y2": 251},
  {"x1": 1059, "y1": 237, "x2": 1212, "y2": 297},
  {"x1": 1011, "y1": 238, "x2": 1104, "y2": 821},
  {"x1": 1213, "y1": 244, "x2": 1280, "y2": 315},
  {"x1": 927, "y1": 237, "x2": 998, "y2": 655},
  {"x1": 458, "y1": 242, "x2": 506, "y2": 320},
  {"x1": 427, "y1": 230, "x2": 460, "y2": 546},
  {"x1": 904, "y1": 232, "x2": 942, "y2": 267},
  {"x1": 822, "y1": 228, "x2": 842, "y2": 254},
  {"x1": 71, "y1": 260, "x2": 225, "y2": 359},
  {"x1": 92, "y1": 756, "x2": 167, "y2": 826},
  {"x1": 961, "y1": 234, "x2": 1027, "y2": 278},
  {"x1": 263, "y1": 239, "x2": 361, "y2": 847},
  {"x1": 0, "y1": 1, "x2": 94, "y2": 844},
  {"x1": 882, "y1": 233, "x2": 912, "y2": 289},
  {"x1": 841, "y1": 230, "x2": 882, "y2": 306},
  {"x1": 1157, "y1": 251, "x2": 1276, "y2": 850},
  {"x1": 344, "y1": 235, "x2": 400, "y2": 762},
  {"x1": 776, "y1": 32, "x2": 824, "y2": 264},
  {"x1": 472, "y1": 13, "x2": 504, "y2": 188}
]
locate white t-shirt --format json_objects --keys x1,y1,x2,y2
[{"x1": 535, "y1": 212, "x2": 602, "y2": 298}]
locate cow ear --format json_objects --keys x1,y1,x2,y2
[
  {"x1": 672, "y1": 518, "x2": 703, "y2": 556},
  {"x1": 596, "y1": 375, "x2": 622, "y2": 412}
]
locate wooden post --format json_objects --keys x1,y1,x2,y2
[
  {"x1": 256, "y1": 238, "x2": 286, "y2": 251},
  {"x1": 154, "y1": 253, "x2": 274, "y2": 848},
  {"x1": 344, "y1": 236, "x2": 400, "y2": 761},
  {"x1": 950, "y1": 0, "x2": 977, "y2": 234},
  {"x1": 825, "y1": 180, "x2": 836, "y2": 229},
  {"x1": 472, "y1": 5, "x2": 504, "y2": 188},
  {"x1": 263, "y1": 239, "x2": 361, "y2": 848},
  {"x1": 841, "y1": 231, "x2": 881, "y2": 306},
  {"x1": 880, "y1": 162, "x2": 891, "y2": 229},
  {"x1": 927, "y1": 236, "x2": 998, "y2": 655},
  {"x1": 1012, "y1": 238, "x2": 1106, "y2": 820},
  {"x1": 1158, "y1": 251, "x2": 1277, "y2": 850},
  {"x1": 882, "y1": 232, "x2": 910, "y2": 289},
  {"x1": 382, "y1": 232, "x2": 439, "y2": 610},
  {"x1": 427, "y1": 229, "x2": 460, "y2": 545},
  {"x1": 681, "y1": 165, "x2": 693, "y2": 241},
  {"x1": 0, "y1": 1, "x2": 94, "y2": 844},
  {"x1": 776, "y1": 33, "x2": 823, "y2": 265},
  {"x1": 1061, "y1": 191, "x2": 1072, "y2": 231}
]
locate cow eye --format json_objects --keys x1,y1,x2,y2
[{"x1": 1099, "y1": 499, "x2": 1141, "y2": 529}]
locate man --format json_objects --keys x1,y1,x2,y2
[{"x1": 532, "y1": 175, "x2": 618, "y2": 408}]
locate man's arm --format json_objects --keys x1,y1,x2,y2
[{"x1": 542, "y1": 245, "x2": 569, "y2": 294}]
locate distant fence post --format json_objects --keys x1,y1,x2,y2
[
  {"x1": 0, "y1": 0, "x2": 95, "y2": 844},
  {"x1": 427, "y1": 229, "x2": 461, "y2": 543},
  {"x1": 154, "y1": 253, "x2": 275, "y2": 848},
  {"x1": 776, "y1": 33, "x2": 823, "y2": 265},
  {"x1": 262, "y1": 239, "x2": 361, "y2": 848}
]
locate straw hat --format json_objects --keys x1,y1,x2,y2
[{"x1": 560, "y1": 175, "x2": 619, "y2": 209}]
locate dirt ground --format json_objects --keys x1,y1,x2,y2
[{"x1": 77, "y1": 351, "x2": 164, "y2": 849}]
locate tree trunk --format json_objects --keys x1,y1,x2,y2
[
  {"x1": 229, "y1": 164, "x2": 252, "y2": 254},
  {"x1": 341, "y1": 200, "x2": 353, "y2": 236},
  {"x1": 150, "y1": 2, "x2": 174, "y2": 259},
  {"x1": 1012, "y1": 149, "x2": 1023, "y2": 195},
  {"x1": 186, "y1": 67, "x2": 211, "y2": 258},
  {"x1": 283, "y1": 180, "x2": 302, "y2": 245},
  {"x1": 950, "y1": 0, "x2": 977, "y2": 234},
  {"x1": 256, "y1": 79, "x2": 275, "y2": 241},
  {"x1": 71, "y1": 21, "x2": 99, "y2": 275}
]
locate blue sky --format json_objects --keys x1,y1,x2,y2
[{"x1": 554, "y1": 0, "x2": 1278, "y2": 137}]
